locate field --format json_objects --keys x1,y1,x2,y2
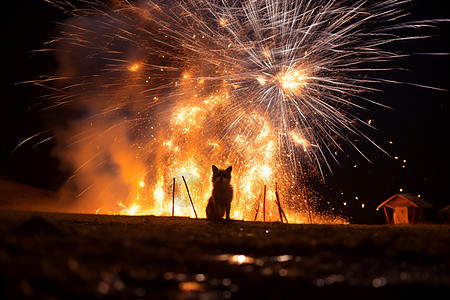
[{"x1": 0, "y1": 210, "x2": 449, "y2": 299}]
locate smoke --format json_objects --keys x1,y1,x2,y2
[
  {"x1": 54, "y1": 116, "x2": 142, "y2": 212},
  {"x1": 49, "y1": 12, "x2": 149, "y2": 212}
]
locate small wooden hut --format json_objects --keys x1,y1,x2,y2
[
  {"x1": 377, "y1": 193, "x2": 432, "y2": 224},
  {"x1": 439, "y1": 205, "x2": 450, "y2": 224}
]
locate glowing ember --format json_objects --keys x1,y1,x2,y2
[
  {"x1": 128, "y1": 63, "x2": 140, "y2": 72},
  {"x1": 38, "y1": 0, "x2": 442, "y2": 224}
]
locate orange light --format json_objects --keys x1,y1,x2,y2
[
  {"x1": 129, "y1": 63, "x2": 140, "y2": 72},
  {"x1": 276, "y1": 69, "x2": 307, "y2": 92}
]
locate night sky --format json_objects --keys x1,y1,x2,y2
[{"x1": 1, "y1": 0, "x2": 449, "y2": 224}]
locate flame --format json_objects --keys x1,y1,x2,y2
[{"x1": 86, "y1": 77, "x2": 344, "y2": 223}]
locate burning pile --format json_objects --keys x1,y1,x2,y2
[{"x1": 39, "y1": 0, "x2": 433, "y2": 223}]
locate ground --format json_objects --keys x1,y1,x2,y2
[{"x1": 0, "y1": 210, "x2": 449, "y2": 300}]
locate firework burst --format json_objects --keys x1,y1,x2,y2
[{"x1": 39, "y1": 0, "x2": 444, "y2": 222}]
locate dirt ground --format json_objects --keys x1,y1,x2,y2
[{"x1": 0, "y1": 210, "x2": 449, "y2": 299}]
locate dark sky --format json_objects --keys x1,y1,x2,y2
[{"x1": 1, "y1": 0, "x2": 448, "y2": 223}]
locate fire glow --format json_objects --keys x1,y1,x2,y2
[
  {"x1": 39, "y1": 0, "x2": 440, "y2": 224},
  {"x1": 108, "y1": 77, "x2": 310, "y2": 222}
]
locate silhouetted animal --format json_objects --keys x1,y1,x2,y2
[{"x1": 205, "y1": 165, "x2": 233, "y2": 220}]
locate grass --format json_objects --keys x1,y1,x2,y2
[{"x1": 0, "y1": 210, "x2": 449, "y2": 299}]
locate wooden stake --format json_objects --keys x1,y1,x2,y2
[
  {"x1": 275, "y1": 182, "x2": 283, "y2": 223},
  {"x1": 275, "y1": 182, "x2": 289, "y2": 224},
  {"x1": 254, "y1": 193, "x2": 261, "y2": 221},
  {"x1": 182, "y1": 176, "x2": 198, "y2": 219},
  {"x1": 281, "y1": 204, "x2": 288, "y2": 224},
  {"x1": 304, "y1": 188, "x2": 313, "y2": 224},
  {"x1": 263, "y1": 184, "x2": 266, "y2": 222},
  {"x1": 172, "y1": 177, "x2": 175, "y2": 217}
]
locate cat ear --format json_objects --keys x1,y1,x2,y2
[
  {"x1": 225, "y1": 166, "x2": 232, "y2": 173},
  {"x1": 212, "y1": 165, "x2": 218, "y2": 173}
]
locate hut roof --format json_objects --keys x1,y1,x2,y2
[
  {"x1": 377, "y1": 193, "x2": 432, "y2": 209},
  {"x1": 439, "y1": 205, "x2": 450, "y2": 214}
]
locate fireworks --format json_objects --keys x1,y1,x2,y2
[{"x1": 40, "y1": 0, "x2": 443, "y2": 222}]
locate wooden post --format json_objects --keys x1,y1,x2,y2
[
  {"x1": 172, "y1": 177, "x2": 175, "y2": 217},
  {"x1": 382, "y1": 206, "x2": 390, "y2": 224},
  {"x1": 254, "y1": 198, "x2": 260, "y2": 221},
  {"x1": 263, "y1": 184, "x2": 267, "y2": 222},
  {"x1": 275, "y1": 182, "x2": 282, "y2": 223},
  {"x1": 279, "y1": 200, "x2": 288, "y2": 224},
  {"x1": 282, "y1": 209, "x2": 288, "y2": 223},
  {"x1": 275, "y1": 182, "x2": 288, "y2": 223},
  {"x1": 182, "y1": 176, "x2": 198, "y2": 219},
  {"x1": 304, "y1": 188, "x2": 313, "y2": 224}
]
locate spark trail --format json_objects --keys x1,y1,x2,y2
[{"x1": 39, "y1": 0, "x2": 445, "y2": 222}]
